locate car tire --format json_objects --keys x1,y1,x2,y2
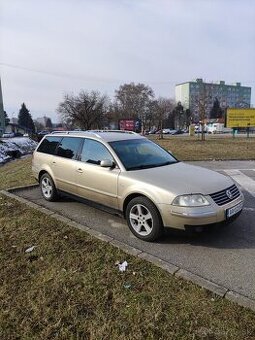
[
  {"x1": 40, "y1": 173, "x2": 59, "y2": 202},
  {"x1": 126, "y1": 196, "x2": 163, "y2": 241}
]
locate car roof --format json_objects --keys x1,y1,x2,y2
[{"x1": 46, "y1": 130, "x2": 145, "y2": 142}]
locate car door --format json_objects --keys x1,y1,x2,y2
[
  {"x1": 52, "y1": 137, "x2": 83, "y2": 194},
  {"x1": 75, "y1": 138, "x2": 120, "y2": 209}
]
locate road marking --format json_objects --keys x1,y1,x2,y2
[
  {"x1": 215, "y1": 169, "x2": 255, "y2": 172},
  {"x1": 223, "y1": 169, "x2": 255, "y2": 197},
  {"x1": 243, "y1": 207, "x2": 255, "y2": 212}
]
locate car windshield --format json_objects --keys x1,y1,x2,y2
[{"x1": 109, "y1": 139, "x2": 178, "y2": 171}]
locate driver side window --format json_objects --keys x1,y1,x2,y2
[{"x1": 81, "y1": 139, "x2": 114, "y2": 165}]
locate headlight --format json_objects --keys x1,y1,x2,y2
[{"x1": 172, "y1": 194, "x2": 210, "y2": 207}]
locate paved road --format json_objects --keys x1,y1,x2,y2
[{"x1": 13, "y1": 160, "x2": 255, "y2": 301}]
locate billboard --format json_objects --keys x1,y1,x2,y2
[
  {"x1": 119, "y1": 119, "x2": 141, "y2": 132},
  {"x1": 227, "y1": 108, "x2": 255, "y2": 128}
]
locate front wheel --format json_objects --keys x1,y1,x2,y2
[
  {"x1": 40, "y1": 173, "x2": 59, "y2": 202},
  {"x1": 126, "y1": 197, "x2": 163, "y2": 241}
]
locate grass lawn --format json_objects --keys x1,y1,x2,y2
[
  {"x1": 151, "y1": 135, "x2": 255, "y2": 161},
  {"x1": 0, "y1": 156, "x2": 255, "y2": 339}
]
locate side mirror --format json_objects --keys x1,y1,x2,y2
[{"x1": 100, "y1": 159, "x2": 115, "y2": 168}]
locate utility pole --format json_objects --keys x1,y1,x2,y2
[{"x1": 0, "y1": 78, "x2": 5, "y2": 137}]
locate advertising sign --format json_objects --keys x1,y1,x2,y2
[
  {"x1": 119, "y1": 119, "x2": 141, "y2": 132},
  {"x1": 227, "y1": 108, "x2": 255, "y2": 128}
]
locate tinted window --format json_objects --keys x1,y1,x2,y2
[
  {"x1": 37, "y1": 136, "x2": 62, "y2": 155},
  {"x1": 81, "y1": 139, "x2": 114, "y2": 165},
  {"x1": 110, "y1": 139, "x2": 178, "y2": 171},
  {"x1": 56, "y1": 137, "x2": 82, "y2": 159}
]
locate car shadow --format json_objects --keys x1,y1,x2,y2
[{"x1": 158, "y1": 216, "x2": 255, "y2": 250}]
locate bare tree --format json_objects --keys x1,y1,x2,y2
[
  {"x1": 153, "y1": 97, "x2": 174, "y2": 139},
  {"x1": 115, "y1": 82, "x2": 154, "y2": 130},
  {"x1": 57, "y1": 91, "x2": 109, "y2": 130},
  {"x1": 190, "y1": 84, "x2": 212, "y2": 141}
]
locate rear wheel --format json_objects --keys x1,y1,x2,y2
[
  {"x1": 40, "y1": 173, "x2": 59, "y2": 201},
  {"x1": 126, "y1": 197, "x2": 163, "y2": 241}
]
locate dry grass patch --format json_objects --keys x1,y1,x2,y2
[
  {"x1": 0, "y1": 156, "x2": 36, "y2": 189},
  {"x1": 151, "y1": 136, "x2": 255, "y2": 161},
  {"x1": 1, "y1": 195, "x2": 255, "y2": 339}
]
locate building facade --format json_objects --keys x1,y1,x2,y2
[
  {"x1": 0, "y1": 78, "x2": 5, "y2": 136},
  {"x1": 35, "y1": 116, "x2": 52, "y2": 128},
  {"x1": 175, "y1": 79, "x2": 251, "y2": 122}
]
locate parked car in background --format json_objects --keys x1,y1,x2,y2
[
  {"x1": 195, "y1": 125, "x2": 207, "y2": 134},
  {"x1": 148, "y1": 128, "x2": 158, "y2": 134},
  {"x1": 2, "y1": 132, "x2": 15, "y2": 138},
  {"x1": 32, "y1": 130, "x2": 244, "y2": 242},
  {"x1": 14, "y1": 132, "x2": 24, "y2": 137},
  {"x1": 37, "y1": 130, "x2": 50, "y2": 141},
  {"x1": 172, "y1": 129, "x2": 184, "y2": 135},
  {"x1": 162, "y1": 128, "x2": 178, "y2": 135}
]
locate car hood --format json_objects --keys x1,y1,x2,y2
[{"x1": 121, "y1": 162, "x2": 234, "y2": 196}]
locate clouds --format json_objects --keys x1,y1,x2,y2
[{"x1": 0, "y1": 0, "x2": 254, "y2": 121}]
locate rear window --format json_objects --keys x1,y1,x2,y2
[{"x1": 37, "y1": 136, "x2": 62, "y2": 155}]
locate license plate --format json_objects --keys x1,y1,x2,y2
[{"x1": 226, "y1": 202, "x2": 243, "y2": 219}]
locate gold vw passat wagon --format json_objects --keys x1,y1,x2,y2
[{"x1": 32, "y1": 131, "x2": 244, "y2": 241}]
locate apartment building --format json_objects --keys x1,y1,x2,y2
[{"x1": 175, "y1": 79, "x2": 251, "y2": 121}]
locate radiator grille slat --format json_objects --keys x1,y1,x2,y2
[{"x1": 209, "y1": 184, "x2": 240, "y2": 206}]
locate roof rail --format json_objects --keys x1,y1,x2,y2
[
  {"x1": 88, "y1": 129, "x2": 137, "y2": 135},
  {"x1": 50, "y1": 130, "x2": 138, "y2": 138},
  {"x1": 50, "y1": 130, "x2": 86, "y2": 134}
]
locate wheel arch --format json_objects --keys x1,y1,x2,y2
[
  {"x1": 123, "y1": 193, "x2": 162, "y2": 222},
  {"x1": 39, "y1": 169, "x2": 57, "y2": 188},
  {"x1": 39, "y1": 170, "x2": 48, "y2": 182}
]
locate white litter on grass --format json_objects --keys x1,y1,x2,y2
[
  {"x1": 118, "y1": 261, "x2": 128, "y2": 272},
  {"x1": 25, "y1": 245, "x2": 36, "y2": 253}
]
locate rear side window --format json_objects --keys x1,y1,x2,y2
[
  {"x1": 56, "y1": 137, "x2": 82, "y2": 159},
  {"x1": 37, "y1": 136, "x2": 62, "y2": 155}
]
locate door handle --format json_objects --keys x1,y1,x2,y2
[{"x1": 76, "y1": 168, "x2": 83, "y2": 173}]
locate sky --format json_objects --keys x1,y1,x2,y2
[{"x1": 0, "y1": 0, "x2": 254, "y2": 122}]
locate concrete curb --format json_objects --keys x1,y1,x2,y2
[
  {"x1": 175, "y1": 269, "x2": 228, "y2": 297},
  {"x1": 1, "y1": 187, "x2": 255, "y2": 312}
]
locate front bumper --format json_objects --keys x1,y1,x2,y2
[{"x1": 158, "y1": 192, "x2": 244, "y2": 230}]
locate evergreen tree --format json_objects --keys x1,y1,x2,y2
[
  {"x1": 173, "y1": 102, "x2": 184, "y2": 129},
  {"x1": 210, "y1": 98, "x2": 223, "y2": 119},
  {"x1": 4, "y1": 111, "x2": 10, "y2": 125},
  {"x1": 18, "y1": 103, "x2": 35, "y2": 132},
  {"x1": 45, "y1": 118, "x2": 53, "y2": 129}
]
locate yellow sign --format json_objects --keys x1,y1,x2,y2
[
  {"x1": 227, "y1": 108, "x2": 255, "y2": 128},
  {"x1": 189, "y1": 124, "x2": 195, "y2": 136}
]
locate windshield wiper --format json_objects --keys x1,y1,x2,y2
[
  {"x1": 127, "y1": 161, "x2": 175, "y2": 171},
  {"x1": 157, "y1": 161, "x2": 176, "y2": 167}
]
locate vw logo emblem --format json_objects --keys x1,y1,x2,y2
[{"x1": 226, "y1": 189, "x2": 233, "y2": 199}]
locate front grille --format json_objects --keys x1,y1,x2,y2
[{"x1": 209, "y1": 184, "x2": 240, "y2": 206}]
